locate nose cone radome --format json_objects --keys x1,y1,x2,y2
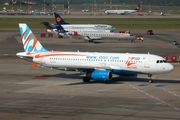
[
  {"x1": 168, "y1": 63, "x2": 174, "y2": 72},
  {"x1": 163, "y1": 63, "x2": 174, "y2": 73}
]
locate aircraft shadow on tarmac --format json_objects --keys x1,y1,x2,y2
[
  {"x1": 34, "y1": 73, "x2": 180, "y2": 85},
  {"x1": 72, "y1": 41, "x2": 104, "y2": 44}
]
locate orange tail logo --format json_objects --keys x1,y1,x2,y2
[{"x1": 56, "y1": 17, "x2": 61, "y2": 22}]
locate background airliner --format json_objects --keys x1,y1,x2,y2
[
  {"x1": 42, "y1": 22, "x2": 135, "y2": 42},
  {"x1": 54, "y1": 12, "x2": 116, "y2": 32},
  {"x1": 105, "y1": 4, "x2": 141, "y2": 15},
  {"x1": 17, "y1": 23, "x2": 174, "y2": 83},
  {"x1": 55, "y1": 24, "x2": 136, "y2": 42},
  {"x1": 42, "y1": 22, "x2": 113, "y2": 35}
]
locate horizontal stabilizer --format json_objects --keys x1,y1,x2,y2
[{"x1": 32, "y1": 62, "x2": 37, "y2": 68}]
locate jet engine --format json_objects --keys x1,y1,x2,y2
[{"x1": 87, "y1": 70, "x2": 112, "y2": 81}]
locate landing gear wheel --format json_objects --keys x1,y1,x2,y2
[
  {"x1": 148, "y1": 79, "x2": 153, "y2": 83},
  {"x1": 147, "y1": 74, "x2": 153, "y2": 83},
  {"x1": 88, "y1": 40, "x2": 93, "y2": 42},
  {"x1": 83, "y1": 77, "x2": 90, "y2": 83}
]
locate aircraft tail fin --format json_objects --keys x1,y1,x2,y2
[
  {"x1": 134, "y1": 4, "x2": 140, "y2": 10},
  {"x1": 19, "y1": 23, "x2": 48, "y2": 53},
  {"x1": 54, "y1": 12, "x2": 69, "y2": 25},
  {"x1": 41, "y1": 22, "x2": 55, "y2": 30}
]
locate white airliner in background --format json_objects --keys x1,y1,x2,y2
[
  {"x1": 42, "y1": 22, "x2": 135, "y2": 42},
  {"x1": 17, "y1": 23, "x2": 174, "y2": 83},
  {"x1": 42, "y1": 22, "x2": 113, "y2": 34},
  {"x1": 55, "y1": 24, "x2": 136, "y2": 42},
  {"x1": 54, "y1": 12, "x2": 116, "y2": 32},
  {"x1": 105, "y1": 4, "x2": 141, "y2": 15}
]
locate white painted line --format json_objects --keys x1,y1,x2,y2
[
  {"x1": 129, "y1": 84, "x2": 180, "y2": 111},
  {"x1": 160, "y1": 87, "x2": 180, "y2": 98},
  {"x1": 0, "y1": 33, "x2": 17, "y2": 42}
]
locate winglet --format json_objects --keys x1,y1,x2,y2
[
  {"x1": 19, "y1": 23, "x2": 48, "y2": 52},
  {"x1": 54, "y1": 12, "x2": 69, "y2": 25}
]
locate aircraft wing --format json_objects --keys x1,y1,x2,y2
[
  {"x1": 83, "y1": 34, "x2": 102, "y2": 42},
  {"x1": 59, "y1": 32, "x2": 71, "y2": 38},
  {"x1": 51, "y1": 65, "x2": 113, "y2": 71}
]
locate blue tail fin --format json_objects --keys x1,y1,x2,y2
[
  {"x1": 19, "y1": 23, "x2": 48, "y2": 52},
  {"x1": 41, "y1": 22, "x2": 55, "y2": 29},
  {"x1": 54, "y1": 12, "x2": 69, "y2": 25},
  {"x1": 134, "y1": 4, "x2": 140, "y2": 10}
]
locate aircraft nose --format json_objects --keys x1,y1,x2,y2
[{"x1": 167, "y1": 63, "x2": 174, "y2": 72}]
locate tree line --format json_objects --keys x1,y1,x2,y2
[
  {"x1": 1, "y1": 0, "x2": 180, "y2": 6},
  {"x1": 45, "y1": 0, "x2": 180, "y2": 6}
]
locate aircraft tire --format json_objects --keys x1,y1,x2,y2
[
  {"x1": 148, "y1": 79, "x2": 153, "y2": 83},
  {"x1": 83, "y1": 77, "x2": 90, "y2": 83},
  {"x1": 88, "y1": 40, "x2": 93, "y2": 42}
]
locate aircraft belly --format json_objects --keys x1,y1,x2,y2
[{"x1": 84, "y1": 36, "x2": 102, "y2": 40}]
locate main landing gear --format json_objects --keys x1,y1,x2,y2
[
  {"x1": 148, "y1": 74, "x2": 153, "y2": 83},
  {"x1": 88, "y1": 40, "x2": 93, "y2": 42},
  {"x1": 83, "y1": 77, "x2": 90, "y2": 83}
]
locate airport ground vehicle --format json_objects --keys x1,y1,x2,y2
[
  {"x1": 172, "y1": 40, "x2": 178, "y2": 45},
  {"x1": 136, "y1": 34, "x2": 143, "y2": 40},
  {"x1": 146, "y1": 30, "x2": 154, "y2": 35}
]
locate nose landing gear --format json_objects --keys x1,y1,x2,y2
[{"x1": 148, "y1": 74, "x2": 153, "y2": 83}]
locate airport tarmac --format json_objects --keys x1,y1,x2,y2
[{"x1": 0, "y1": 29, "x2": 180, "y2": 120}]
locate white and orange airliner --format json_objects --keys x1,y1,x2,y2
[{"x1": 16, "y1": 23, "x2": 174, "y2": 83}]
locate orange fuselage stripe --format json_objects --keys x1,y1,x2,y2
[{"x1": 35, "y1": 54, "x2": 86, "y2": 58}]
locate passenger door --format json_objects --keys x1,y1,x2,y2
[{"x1": 144, "y1": 57, "x2": 150, "y2": 68}]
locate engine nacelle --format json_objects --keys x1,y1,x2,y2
[{"x1": 87, "y1": 70, "x2": 112, "y2": 81}]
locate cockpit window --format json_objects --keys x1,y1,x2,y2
[
  {"x1": 163, "y1": 60, "x2": 168, "y2": 63},
  {"x1": 156, "y1": 60, "x2": 168, "y2": 63}
]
